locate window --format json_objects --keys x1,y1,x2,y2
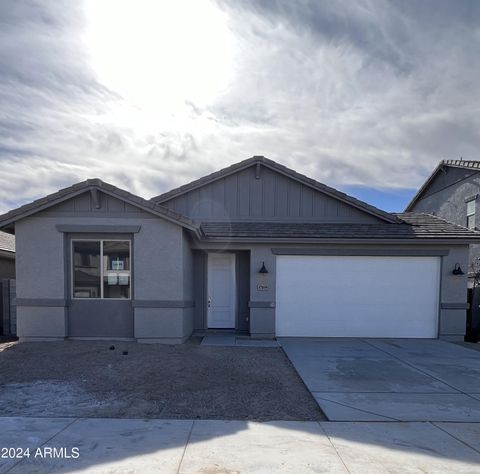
[
  {"x1": 72, "y1": 241, "x2": 101, "y2": 298},
  {"x1": 467, "y1": 199, "x2": 476, "y2": 230},
  {"x1": 72, "y1": 240, "x2": 131, "y2": 299}
]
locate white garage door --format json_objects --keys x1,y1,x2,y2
[{"x1": 276, "y1": 256, "x2": 440, "y2": 338}]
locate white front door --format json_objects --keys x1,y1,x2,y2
[{"x1": 207, "y1": 253, "x2": 236, "y2": 328}]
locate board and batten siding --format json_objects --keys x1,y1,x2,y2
[
  {"x1": 162, "y1": 165, "x2": 382, "y2": 223},
  {"x1": 36, "y1": 193, "x2": 155, "y2": 217}
]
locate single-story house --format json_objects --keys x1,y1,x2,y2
[
  {"x1": 0, "y1": 156, "x2": 478, "y2": 343},
  {"x1": 0, "y1": 230, "x2": 15, "y2": 279}
]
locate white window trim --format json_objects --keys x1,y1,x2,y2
[{"x1": 71, "y1": 239, "x2": 132, "y2": 300}]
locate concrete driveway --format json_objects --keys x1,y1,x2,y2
[{"x1": 280, "y1": 338, "x2": 480, "y2": 422}]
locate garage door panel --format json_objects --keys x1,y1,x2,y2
[{"x1": 276, "y1": 256, "x2": 440, "y2": 338}]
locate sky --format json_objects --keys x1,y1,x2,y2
[{"x1": 0, "y1": 0, "x2": 479, "y2": 213}]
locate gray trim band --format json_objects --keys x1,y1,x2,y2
[
  {"x1": 271, "y1": 248, "x2": 450, "y2": 256},
  {"x1": 203, "y1": 237, "x2": 479, "y2": 244},
  {"x1": 249, "y1": 301, "x2": 275, "y2": 308},
  {"x1": 16, "y1": 298, "x2": 67, "y2": 307},
  {"x1": 132, "y1": 300, "x2": 195, "y2": 308},
  {"x1": 57, "y1": 225, "x2": 141, "y2": 233},
  {"x1": 440, "y1": 303, "x2": 469, "y2": 310}
]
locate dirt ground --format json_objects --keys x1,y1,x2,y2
[{"x1": 0, "y1": 340, "x2": 325, "y2": 421}]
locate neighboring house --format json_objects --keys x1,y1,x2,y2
[
  {"x1": 0, "y1": 230, "x2": 15, "y2": 279},
  {"x1": 406, "y1": 159, "x2": 480, "y2": 334},
  {"x1": 0, "y1": 156, "x2": 478, "y2": 343},
  {"x1": 406, "y1": 159, "x2": 480, "y2": 274}
]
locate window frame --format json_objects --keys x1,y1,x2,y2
[
  {"x1": 467, "y1": 199, "x2": 476, "y2": 230},
  {"x1": 71, "y1": 238, "x2": 132, "y2": 300}
]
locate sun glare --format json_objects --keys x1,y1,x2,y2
[{"x1": 84, "y1": 0, "x2": 235, "y2": 112}]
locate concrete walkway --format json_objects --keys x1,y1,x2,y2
[
  {"x1": 281, "y1": 338, "x2": 480, "y2": 422},
  {"x1": 201, "y1": 334, "x2": 279, "y2": 347},
  {"x1": 1, "y1": 417, "x2": 480, "y2": 473}
]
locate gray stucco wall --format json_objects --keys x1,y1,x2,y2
[
  {"x1": 410, "y1": 168, "x2": 480, "y2": 330},
  {"x1": 14, "y1": 190, "x2": 194, "y2": 343},
  {"x1": 181, "y1": 230, "x2": 195, "y2": 341},
  {"x1": 410, "y1": 168, "x2": 480, "y2": 271},
  {"x1": 192, "y1": 250, "x2": 207, "y2": 331},
  {"x1": 161, "y1": 165, "x2": 383, "y2": 223},
  {"x1": 11, "y1": 186, "x2": 472, "y2": 342},
  {"x1": 413, "y1": 167, "x2": 478, "y2": 204},
  {"x1": 438, "y1": 245, "x2": 469, "y2": 338},
  {"x1": 15, "y1": 217, "x2": 67, "y2": 341},
  {"x1": 0, "y1": 255, "x2": 15, "y2": 279},
  {"x1": 193, "y1": 241, "x2": 470, "y2": 340}
]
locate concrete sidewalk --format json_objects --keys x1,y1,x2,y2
[{"x1": 1, "y1": 417, "x2": 480, "y2": 473}]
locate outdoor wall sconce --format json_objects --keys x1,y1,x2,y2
[
  {"x1": 452, "y1": 263, "x2": 464, "y2": 275},
  {"x1": 259, "y1": 261, "x2": 269, "y2": 274}
]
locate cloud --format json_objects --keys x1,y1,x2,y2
[
  {"x1": 210, "y1": 0, "x2": 480, "y2": 185},
  {"x1": 0, "y1": 0, "x2": 479, "y2": 213}
]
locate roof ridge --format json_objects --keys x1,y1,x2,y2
[{"x1": 444, "y1": 159, "x2": 480, "y2": 168}]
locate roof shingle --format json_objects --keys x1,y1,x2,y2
[{"x1": 200, "y1": 213, "x2": 480, "y2": 241}]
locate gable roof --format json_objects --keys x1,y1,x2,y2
[
  {"x1": 152, "y1": 156, "x2": 400, "y2": 224},
  {"x1": 405, "y1": 159, "x2": 480, "y2": 211},
  {"x1": 0, "y1": 179, "x2": 199, "y2": 233},
  {"x1": 0, "y1": 231, "x2": 15, "y2": 253},
  {"x1": 199, "y1": 212, "x2": 480, "y2": 243}
]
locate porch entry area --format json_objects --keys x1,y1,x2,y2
[{"x1": 193, "y1": 250, "x2": 250, "y2": 333}]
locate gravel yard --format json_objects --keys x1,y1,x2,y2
[{"x1": 0, "y1": 340, "x2": 325, "y2": 421}]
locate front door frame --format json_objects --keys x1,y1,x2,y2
[{"x1": 207, "y1": 252, "x2": 237, "y2": 329}]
